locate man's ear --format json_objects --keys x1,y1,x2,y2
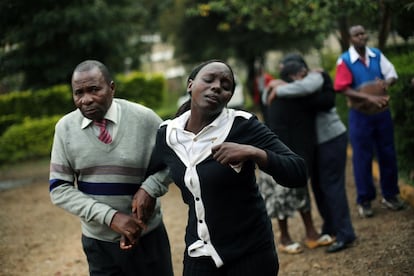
[{"x1": 110, "y1": 81, "x2": 116, "y2": 96}]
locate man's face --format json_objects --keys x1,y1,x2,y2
[
  {"x1": 350, "y1": 25, "x2": 368, "y2": 48},
  {"x1": 72, "y1": 67, "x2": 114, "y2": 121}
]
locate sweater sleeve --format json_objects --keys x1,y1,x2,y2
[
  {"x1": 140, "y1": 168, "x2": 171, "y2": 198},
  {"x1": 49, "y1": 120, "x2": 117, "y2": 226},
  {"x1": 276, "y1": 72, "x2": 323, "y2": 98},
  {"x1": 243, "y1": 117, "x2": 308, "y2": 187}
]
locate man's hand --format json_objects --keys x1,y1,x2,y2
[
  {"x1": 132, "y1": 188, "x2": 156, "y2": 230},
  {"x1": 344, "y1": 85, "x2": 390, "y2": 114},
  {"x1": 366, "y1": 94, "x2": 390, "y2": 109},
  {"x1": 109, "y1": 212, "x2": 142, "y2": 250}
]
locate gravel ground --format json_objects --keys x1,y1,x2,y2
[{"x1": 0, "y1": 157, "x2": 413, "y2": 276}]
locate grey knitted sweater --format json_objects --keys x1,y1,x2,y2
[{"x1": 49, "y1": 99, "x2": 170, "y2": 242}]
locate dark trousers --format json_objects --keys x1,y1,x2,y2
[
  {"x1": 183, "y1": 247, "x2": 278, "y2": 276},
  {"x1": 349, "y1": 109, "x2": 399, "y2": 203},
  {"x1": 311, "y1": 132, "x2": 356, "y2": 243},
  {"x1": 82, "y1": 223, "x2": 173, "y2": 276}
]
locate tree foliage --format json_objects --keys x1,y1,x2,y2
[
  {"x1": 161, "y1": 0, "x2": 414, "y2": 60},
  {"x1": 161, "y1": 0, "x2": 333, "y2": 63},
  {"x1": 327, "y1": 0, "x2": 414, "y2": 50},
  {"x1": 159, "y1": 0, "x2": 335, "y2": 97},
  {"x1": 393, "y1": 1, "x2": 414, "y2": 42},
  {"x1": 159, "y1": 0, "x2": 414, "y2": 98},
  {"x1": 1, "y1": 0, "x2": 413, "y2": 92},
  {"x1": 0, "y1": 0, "x2": 152, "y2": 90}
]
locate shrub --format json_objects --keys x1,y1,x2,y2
[
  {"x1": 33, "y1": 85, "x2": 74, "y2": 116},
  {"x1": 0, "y1": 73, "x2": 166, "y2": 120},
  {"x1": 0, "y1": 116, "x2": 61, "y2": 164},
  {"x1": 115, "y1": 72, "x2": 165, "y2": 109},
  {"x1": 0, "y1": 85, "x2": 73, "y2": 118},
  {"x1": 0, "y1": 90, "x2": 32, "y2": 116},
  {"x1": 388, "y1": 51, "x2": 414, "y2": 180},
  {"x1": 0, "y1": 70, "x2": 167, "y2": 165},
  {"x1": 0, "y1": 114, "x2": 23, "y2": 136}
]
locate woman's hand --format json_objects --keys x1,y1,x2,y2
[
  {"x1": 212, "y1": 142, "x2": 267, "y2": 167},
  {"x1": 132, "y1": 188, "x2": 156, "y2": 230}
]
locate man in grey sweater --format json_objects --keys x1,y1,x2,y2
[
  {"x1": 265, "y1": 54, "x2": 356, "y2": 253},
  {"x1": 49, "y1": 60, "x2": 173, "y2": 275}
]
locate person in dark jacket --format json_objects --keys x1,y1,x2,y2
[
  {"x1": 264, "y1": 54, "x2": 356, "y2": 253},
  {"x1": 259, "y1": 57, "x2": 335, "y2": 254}
]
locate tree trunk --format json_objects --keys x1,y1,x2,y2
[
  {"x1": 378, "y1": 0, "x2": 392, "y2": 50},
  {"x1": 245, "y1": 55, "x2": 258, "y2": 99},
  {"x1": 337, "y1": 16, "x2": 349, "y2": 53}
]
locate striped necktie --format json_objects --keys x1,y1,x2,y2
[{"x1": 93, "y1": 119, "x2": 112, "y2": 144}]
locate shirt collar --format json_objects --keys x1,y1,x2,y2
[
  {"x1": 349, "y1": 46, "x2": 376, "y2": 63},
  {"x1": 81, "y1": 100, "x2": 119, "y2": 129},
  {"x1": 171, "y1": 108, "x2": 229, "y2": 133}
]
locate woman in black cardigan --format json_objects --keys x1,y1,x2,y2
[{"x1": 133, "y1": 60, "x2": 307, "y2": 276}]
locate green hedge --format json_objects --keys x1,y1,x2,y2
[
  {"x1": 388, "y1": 50, "x2": 414, "y2": 180},
  {"x1": 115, "y1": 72, "x2": 165, "y2": 109},
  {"x1": 0, "y1": 116, "x2": 61, "y2": 164},
  {"x1": 0, "y1": 85, "x2": 73, "y2": 118},
  {"x1": 0, "y1": 72, "x2": 165, "y2": 120},
  {"x1": 0, "y1": 85, "x2": 73, "y2": 136},
  {"x1": 0, "y1": 71, "x2": 166, "y2": 165},
  {"x1": 0, "y1": 114, "x2": 23, "y2": 136}
]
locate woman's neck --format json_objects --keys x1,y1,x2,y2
[{"x1": 185, "y1": 110, "x2": 219, "y2": 134}]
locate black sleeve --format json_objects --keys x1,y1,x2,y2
[
  {"x1": 306, "y1": 71, "x2": 336, "y2": 111},
  {"x1": 145, "y1": 127, "x2": 168, "y2": 178},
  {"x1": 235, "y1": 116, "x2": 308, "y2": 188}
]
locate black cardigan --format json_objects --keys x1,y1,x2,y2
[{"x1": 148, "y1": 113, "x2": 307, "y2": 265}]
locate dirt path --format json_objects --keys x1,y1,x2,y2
[{"x1": 0, "y1": 158, "x2": 413, "y2": 276}]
